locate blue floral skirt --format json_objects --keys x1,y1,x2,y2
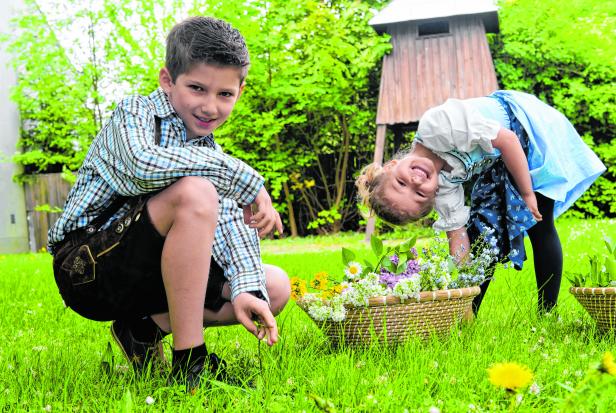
[
  {"x1": 466, "y1": 91, "x2": 605, "y2": 269},
  {"x1": 467, "y1": 95, "x2": 535, "y2": 269}
]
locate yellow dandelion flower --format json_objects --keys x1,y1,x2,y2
[
  {"x1": 290, "y1": 277, "x2": 307, "y2": 300},
  {"x1": 487, "y1": 362, "x2": 533, "y2": 391},
  {"x1": 600, "y1": 352, "x2": 616, "y2": 376},
  {"x1": 310, "y1": 274, "x2": 329, "y2": 291},
  {"x1": 320, "y1": 289, "x2": 334, "y2": 300},
  {"x1": 333, "y1": 284, "x2": 345, "y2": 294},
  {"x1": 314, "y1": 271, "x2": 329, "y2": 280}
]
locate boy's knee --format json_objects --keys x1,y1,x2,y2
[
  {"x1": 264, "y1": 264, "x2": 291, "y2": 315},
  {"x1": 172, "y1": 176, "x2": 219, "y2": 218}
]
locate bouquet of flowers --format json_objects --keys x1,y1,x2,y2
[{"x1": 292, "y1": 231, "x2": 499, "y2": 323}]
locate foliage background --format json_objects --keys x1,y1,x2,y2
[{"x1": 2, "y1": 0, "x2": 614, "y2": 234}]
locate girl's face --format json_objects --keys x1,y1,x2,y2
[{"x1": 381, "y1": 154, "x2": 439, "y2": 218}]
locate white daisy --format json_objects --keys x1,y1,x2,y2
[{"x1": 344, "y1": 262, "x2": 363, "y2": 280}]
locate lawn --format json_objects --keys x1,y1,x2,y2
[{"x1": 1, "y1": 218, "x2": 615, "y2": 412}]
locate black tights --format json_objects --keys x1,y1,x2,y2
[{"x1": 472, "y1": 193, "x2": 563, "y2": 314}]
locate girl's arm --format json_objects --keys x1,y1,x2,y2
[
  {"x1": 491, "y1": 128, "x2": 542, "y2": 221},
  {"x1": 447, "y1": 227, "x2": 471, "y2": 263}
]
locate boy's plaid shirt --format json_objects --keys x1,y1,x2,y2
[{"x1": 48, "y1": 88, "x2": 269, "y2": 302}]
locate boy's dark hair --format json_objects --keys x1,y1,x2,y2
[{"x1": 166, "y1": 16, "x2": 250, "y2": 83}]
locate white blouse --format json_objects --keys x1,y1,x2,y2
[{"x1": 414, "y1": 98, "x2": 505, "y2": 232}]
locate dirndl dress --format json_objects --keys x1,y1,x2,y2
[{"x1": 467, "y1": 90, "x2": 606, "y2": 269}]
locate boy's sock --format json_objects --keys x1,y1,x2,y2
[
  {"x1": 130, "y1": 316, "x2": 169, "y2": 343},
  {"x1": 172, "y1": 343, "x2": 208, "y2": 387}
]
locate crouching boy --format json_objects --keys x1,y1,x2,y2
[{"x1": 48, "y1": 16, "x2": 290, "y2": 389}]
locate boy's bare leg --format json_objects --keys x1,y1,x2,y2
[
  {"x1": 147, "y1": 176, "x2": 218, "y2": 350},
  {"x1": 150, "y1": 264, "x2": 291, "y2": 330}
]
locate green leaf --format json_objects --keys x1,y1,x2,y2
[
  {"x1": 370, "y1": 235, "x2": 383, "y2": 257},
  {"x1": 605, "y1": 257, "x2": 616, "y2": 279},
  {"x1": 341, "y1": 248, "x2": 355, "y2": 266},
  {"x1": 362, "y1": 259, "x2": 375, "y2": 273},
  {"x1": 400, "y1": 235, "x2": 417, "y2": 252}
]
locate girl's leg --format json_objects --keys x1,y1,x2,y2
[
  {"x1": 526, "y1": 193, "x2": 563, "y2": 313},
  {"x1": 471, "y1": 277, "x2": 493, "y2": 314}
]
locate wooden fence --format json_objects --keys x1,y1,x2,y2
[{"x1": 23, "y1": 173, "x2": 71, "y2": 251}]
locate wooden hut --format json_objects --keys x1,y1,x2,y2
[{"x1": 366, "y1": 0, "x2": 500, "y2": 235}]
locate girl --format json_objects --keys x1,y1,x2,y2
[{"x1": 356, "y1": 90, "x2": 606, "y2": 314}]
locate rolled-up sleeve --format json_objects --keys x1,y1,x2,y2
[
  {"x1": 433, "y1": 177, "x2": 470, "y2": 232},
  {"x1": 213, "y1": 198, "x2": 270, "y2": 304}
]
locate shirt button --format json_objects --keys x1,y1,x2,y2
[{"x1": 115, "y1": 223, "x2": 124, "y2": 233}]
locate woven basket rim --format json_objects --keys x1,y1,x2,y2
[
  {"x1": 569, "y1": 286, "x2": 616, "y2": 295},
  {"x1": 364, "y1": 286, "x2": 481, "y2": 307},
  {"x1": 298, "y1": 286, "x2": 481, "y2": 308}
]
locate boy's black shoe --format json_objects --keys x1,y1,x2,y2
[
  {"x1": 111, "y1": 319, "x2": 167, "y2": 372},
  {"x1": 171, "y1": 350, "x2": 246, "y2": 392}
]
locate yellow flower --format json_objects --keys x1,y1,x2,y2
[
  {"x1": 487, "y1": 362, "x2": 533, "y2": 391},
  {"x1": 290, "y1": 277, "x2": 307, "y2": 300},
  {"x1": 333, "y1": 284, "x2": 345, "y2": 294},
  {"x1": 600, "y1": 352, "x2": 616, "y2": 376},
  {"x1": 310, "y1": 272, "x2": 329, "y2": 290},
  {"x1": 320, "y1": 289, "x2": 334, "y2": 300}
]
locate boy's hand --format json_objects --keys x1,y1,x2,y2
[
  {"x1": 521, "y1": 191, "x2": 542, "y2": 222},
  {"x1": 243, "y1": 187, "x2": 284, "y2": 238},
  {"x1": 233, "y1": 292, "x2": 278, "y2": 346}
]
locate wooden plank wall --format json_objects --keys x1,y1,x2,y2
[
  {"x1": 376, "y1": 15, "x2": 499, "y2": 125},
  {"x1": 23, "y1": 173, "x2": 71, "y2": 251}
]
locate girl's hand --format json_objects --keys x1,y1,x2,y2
[
  {"x1": 522, "y1": 192, "x2": 543, "y2": 222},
  {"x1": 243, "y1": 187, "x2": 284, "y2": 238}
]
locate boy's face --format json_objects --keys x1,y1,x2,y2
[{"x1": 159, "y1": 63, "x2": 244, "y2": 139}]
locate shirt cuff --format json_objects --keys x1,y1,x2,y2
[{"x1": 230, "y1": 275, "x2": 271, "y2": 305}]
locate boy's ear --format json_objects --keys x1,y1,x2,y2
[
  {"x1": 237, "y1": 82, "x2": 245, "y2": 98},
  {"x1": 159, "y1": 67, "x2": 173, "y2": 92}
]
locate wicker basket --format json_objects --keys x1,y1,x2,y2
[
  {"x1": 299, "y1": 286, "x2": 480, "y2": 346},
  {"x1": 569, "y1": 287, "x2": 616, "y2": 332}
]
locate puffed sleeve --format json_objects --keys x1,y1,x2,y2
[
  {"x1": 432, "y1": 176, "x2": 470, "y2": 232},
  {"x1": 417, "y1": 99, "x2": 501, "y2": 154}
]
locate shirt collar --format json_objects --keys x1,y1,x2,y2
[
  {"x1": 149, "y1": 87, "x2": 176, "y2": 118},
  {"x1": 148, "y1": 87, "x2": 215, "y2": 145}
]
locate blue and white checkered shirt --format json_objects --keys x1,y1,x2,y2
[{"x1": 48, "y1": 88, "x2": 269, "y2": 302}]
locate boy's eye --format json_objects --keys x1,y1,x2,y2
[
  {"x1": 189, "y1": 85, "x2": 203, "y2": 92},
  {"x1": 219, "y1": 91, "x2": 233, "y2": 97}
]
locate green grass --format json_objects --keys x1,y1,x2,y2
[{"x1": 1, "y1": 218, "x2": 615, "y2": 412}]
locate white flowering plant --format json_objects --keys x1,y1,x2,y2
[{"x1": 292, "y1": 231, "x2": 500, "y2": 322}]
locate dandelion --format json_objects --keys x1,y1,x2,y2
[
  {"x1": 290, "y1": 277, "x2": 307, "y2": 300},
  {"x1": 487, "y1": 362, "x2": 533, "y2": 391},
  {"x1": 344, "y1": 262, "x2": 363, "y2": 280},
  {"x1": 310, "y1": 272, "x2": 329, "y2": 290},
  {"x1": 599, "y1": 352, "x2": 616, "y2": 376}
]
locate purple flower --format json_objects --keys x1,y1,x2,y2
[
  {"x1": 409, "y1": 247, "x2": 418, "y2": 259},
  {"x1": 405, "y1": 259, "x2": 420, "y2": 274},
  {"x1": 390, "y1": 254, "x2": 399, "y2": 266}
]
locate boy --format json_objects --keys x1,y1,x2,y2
[{"x1": 48, "y1": 16, "x2": 290, "y2": 389}]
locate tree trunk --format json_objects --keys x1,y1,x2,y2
[{"x1": 282, "y1": 180, "x2": 298, "y2": 237}]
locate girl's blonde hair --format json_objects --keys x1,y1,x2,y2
[{"x1": 355, "y1": 162, "x2": 415, "y2": 225}]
